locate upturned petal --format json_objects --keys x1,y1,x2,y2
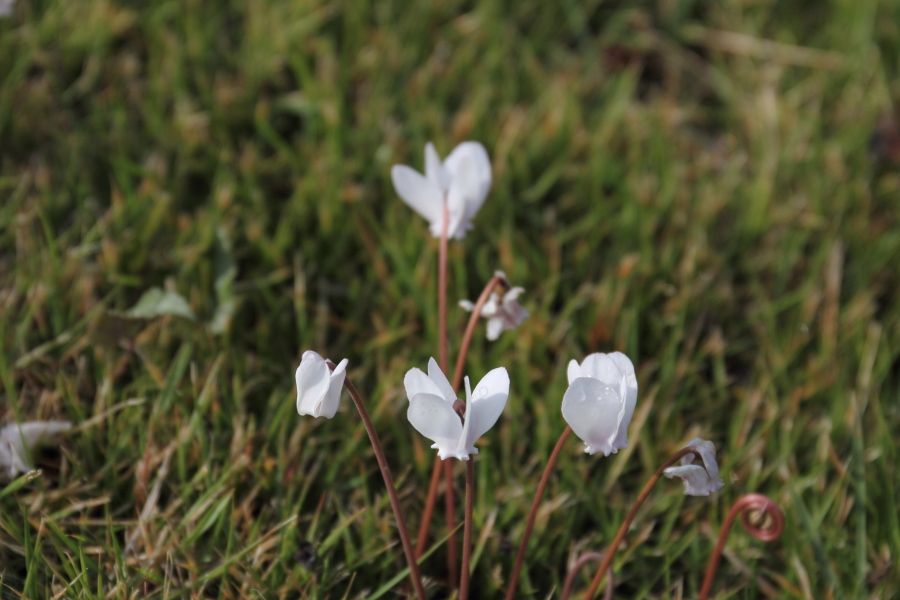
[
  {"x1": 391, "y1": 164, "x2": 443, "y2": 225},
  {"x1": 407, "y1": 393, "x2": 464, "y2": 459},
  {"x1": 561, "y1": 377, "x2": 623, "y2": 455},
  {"x1": 463, "y1": 367, "x2": 509, "y2": 451},
  {"x1": 391, "y1": 141, "x2": 492, "y2": 239},
  {"x1": 444, "y1": 141, "x2": 492, "y2": 223},
  {"x1": 562, "y1": 352, "x2": 638, "y2": 455},
  {"x1": 296, "y1": 351, "x2": 346, "y2": 418},
  {"x1": 404, "y1": 361, "x2": 508, "y2": 460}
]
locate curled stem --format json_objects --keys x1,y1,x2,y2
[
  {"x1": 333, "y1": 366, "x2": 427, "y2": 600},
  {"x1": 415, "y1": 272, "x2": 505, "y2": 559},
  {"x1": 503, "y1": 425, "x2": 573, "y2": 600},
  {"x1": 560, "y1": 552, "x2": 614, "y2": 600},
  {"x1": 582, "y1": 447, "x2": 702, "y2": 599},
  {"x1": 698, "y1": 493, "x2": 784, "y2": 600},
  {"x1": 459, "y1": 459, "x2": 475, "y2": 599}
]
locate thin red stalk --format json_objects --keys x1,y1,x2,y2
[
  {"x1": 438, "y1": 201, "x2": 449, "y2": 370},
  {"x1": 698, "y1": 493, "x2": 784, "y2": 600},
  {"x1": 415, "y1": 458, "x2": 442, "y2": 557},
  {"x1": 415, "y1": 273, "x2": 503, "y2": 558},
  {"x1": 560, "y1": 552, "x2": 614, "y2": 600},
  {"x1": 503, "y1": 425, "x2": 573, "y2": 600},
  {"x1": 444, "y1": 460, "x2": 458, "y2": 578},
  {"x1": 452, "y1": 275, "x2": 504, "y2": 393},
  {"x1": 437, "y1": 200, "x2": 459, "y2": 581},
  {"x1": 582, "y1": 447, "x2": 701, "y2": 599},
  {"x1": 459, "y1": 460, "x2": 475, "y2": 599},
  {"x1": 336, "y1": 369, "x2": 427, "y2": 600}
]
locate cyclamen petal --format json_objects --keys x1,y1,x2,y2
[
  {"x1": 404, "y1": 359, "x2": 508, "y2": 460},
  {"x1": 561, "y1": 378, "x2": 622, "y2": 456},
  {"x1": 391, "y1": 141, "x2": 492, "y2": 239},
  {"x1": 460, "y1": 277, "x2": 529, "y2": 341},
  {"x1": 296, "y1": 351, "x2": 348, "y2": 419},
  {"x1": 561, "y1": 352, "x2": 638, "y2": 455},
  {"x1": 663, "y1": 438, "x2": 725, "y2": 496}
]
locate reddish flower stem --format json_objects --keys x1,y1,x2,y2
[
  {"x1": 451, "y1": 275, "x2": 504, "y2": 392},
  {"x1": 560, "y1": 552, "x2": 614, "y2": 600},
  {"x1": 438, "y1": 200, "x2": 449, "y2": 371},
  {"x1": 415, "y1": 273, "x2": 504, "y2": 560},
  {"x1": 698, "y1": 493, "x2": 784, "y2": 600},
  {"x1": 415, "y1": 458, "x2": 443, "y2": 557},
  {"x1": 436, "y1": 200, "x2": 459, "y2": 581},
  {"x1": 331, "y1": 365, "x2": 427, "y2": 600},
  {"x1": 582, "y1": 447, "x2": 701, "y2": 599},
  {"x1": 503, "y1": 425, "x2": 573, "y2": 600},
  {"x1": 459, "y1": 459, "x2": 475, "y2": 599},
  {"x1": 443, "y1": 459, "x2": 458, "y2": 579}
]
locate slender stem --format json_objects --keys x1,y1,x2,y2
[
  {"x1": 452, "y1": 275, "x2": 504, "y2": 392},
  {"x1": 415, "y1": 273, "x2": 503, "y2": 559},
  {"x1": 438, "y1": 200, "x2": 449, "y2": 371},
  {"x1": 582, "y1": 447, "x2": 701, "y2": 599},
  {"x1": 698, "y1": 493, "x2": 784, "y2": 600},
  {"x1": 338, "y1": 370, "x2": 427, "y2": 600},
  {"x1": 503, "y1": 425, "x2": 573, "y2": 600},
  {"x1": 560, "y1": 552, "x2": 614, "y2": 600},
  {"x1": 415, "y1": 457, "x2": 443, "y2": 557},
  {"x1": 444, "y1": 459, "x2": 458, "y2": 579},
  {"x1": 459, "y1": 460, "x2": 475, "y2": 599},
  {"x1": 437, "y1": 200, "x2": 459, "y2": 581}
]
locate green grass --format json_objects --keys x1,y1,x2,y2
[{"x1": 2, "y1": 0, "x2": 899, "y2": 597}]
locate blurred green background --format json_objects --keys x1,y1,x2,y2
[{"x1": 1, "y1": 0, "x2": 899, "y2": 597}]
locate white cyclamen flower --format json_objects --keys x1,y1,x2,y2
[
  {"x1": 295, "y1": 351, "x2": 348, "y2": 419},
  {"x1": 405, "y1": 358, "x2": 508, "y2": 460},
  {"x1": 0, "y1": 421, "x2": 72, "y2": 480},
  {"x1": 390, "y1": 141, "x2": 492, "y2": 239},
  {"x1": 561, "y1": 352, "x2": 638, "y2": 456},
  {"x1": 459, "y1": 272, "x2": 528, "y2": 341},
  {"x1": 663, "y1": 438, "x2": 725, "y2": 496}
]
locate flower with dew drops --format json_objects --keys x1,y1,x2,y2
[
  {"x1": 0, "y1": 421, "x2": 72, "y2": 480},
  {"x1": 459, "y1": 271, "x2": 529, "y2": 341},
  {"x1": 404, "y1": 358, "x2": 508, "y2": 460},
  {"x1": 295, "y1": 351, "x2": 348, "y2": 419},
  {"x1": 561, "y1": 352, "x2": 638, "y2": 456},
  {"x1": 390, "y1": 141, "x2": 492, "y2": 239},
  {"x1": 663, "y1": 438, "x2": 725, "y2": 496}
]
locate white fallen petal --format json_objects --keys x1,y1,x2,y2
[{"x1": 0, "y1": 421, "x2": 72, "y2": 480}]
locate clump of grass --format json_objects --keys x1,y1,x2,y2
[{"x1": 1, "y1": 0, "x2": 899, "y2": 597}]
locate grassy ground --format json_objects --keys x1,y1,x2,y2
[{"x1": 2, "y1": 0, "x2": 899, "y2": 598}]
